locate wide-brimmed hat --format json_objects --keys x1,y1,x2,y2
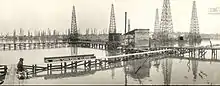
[{"x1": 19, "y1": 58, "x2": 24, "y2": 61}]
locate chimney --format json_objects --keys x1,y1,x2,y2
[
  {"x1": 125, "y1": 12, "x2": 127, "y2": 34},
  {"x1": 128, "y1": 19, "x2": 130, "y2": 32}
]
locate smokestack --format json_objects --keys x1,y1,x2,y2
[
  {"x1": 128, "y1": 19, "x2": 130, "y2": 32},
  {"x1": 125, "y1": 12, "x2": 127, "y2": 34}
]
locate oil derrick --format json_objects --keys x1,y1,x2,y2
[
  {"x1": 30, "y1": 31, "x2": 33, "y2": 43},
  {"x1": 5, "y1": 33, "x2": 8, "y2": 42},
  {"x1": 86, "y1": 28, "x2": 89, "y2": 35},
  {"x1": 28, "y1": 30, "x2": 31, "y2": 43},
  {"x1": 19, "y1": 28, "x2": 24, "y2": 42},
  {"x1": 34, "y1": 30, "x2": 38, "y2": 39},
  {"x1": 48, "y1": 28, "x2": 51, "y2": 42},
  {"x1": 108, "y1": 4, "x2": 121, "y2": 50},
  {"x1": 189, "y1": 1, "x2": 201, "y2": 43},
  {"x1": 69, "y1": 5, "x2": 79, "y2": 43},
  {"x1": 90, "y1": 28, "x2": 93, "y2": 35},
  {"x1": 37, "y1": 30, "x2": 40, "y2": 42},
  {"x1": 153, "y1": 8, "x2": 160, "y2": 39},
  {"x1": 85, "y1": 28, "x2": 89, "y2": 40},
  {"x1": 95, "y1": 28, "x2": 97, "y2": 35},
  {"x1": 109, "y1": 4, "x2": 116, "y2": 33},
  {"x1": 41, "y1": 30, "x2": 46, "y2": 43},
  {"x1": 162, "y1": 58, "x2": 173, "y2": 85},
  {"x1": 53, "y1": 30, "x2": 57, "y2": 42},
  {"x1": 13, "y1": 29, "x2": 16, "y2": 43},
  {"x1": 160, "y1": 0, "x2": 174, "y2": 44},
  {"x1": 93, "y1": 28, "x2": 96, "y2": 35}
]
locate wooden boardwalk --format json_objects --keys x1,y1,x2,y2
[
  {"x1": 43, "y1": 49, "x2": 173, "y2": 64},
  {"x1": 0, "y1": 65, "x2": 7, "y2": 84},
  {"x1": 0, "y1": 40, "x2": 109, "y2": 51},
  {"x1": 158, "y1": 45, "x2": 220, "y2": 50},
  {"x1": 168, "y1": 56, "x2": 220, "y2": 62},
  {"x1": 2, "y1": 64, "x2": 23, "y2": 85},
  {"x1": 1, "y1": 48, "x2": 220, "y2": 84},
  {"x1": 35, "y1": 56, "x2": 165, "y2": 80},
  {"x1": 1, "y1": 49, "x2": 173, "y2": 85}
]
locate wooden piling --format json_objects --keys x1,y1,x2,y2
[
  {"x1": 61, "y1": 63, "x2": 63, "y2": 70},
  {"x1": 64, "y1": 62, "x2": 67, "y2": 73},
  {"x1": 9, "y1": 44, "x2": 11, "y2": 50},
  {"x1": 74, "y1": 61, "x2": 77, "y2": 69},
  {"x1": 4, "y1": 65, "x2": 7, "y2": 73},
  {"x1": 14, "y1": 44, "x2": 16, "y2": 50},
  {"x1": 71, "y1": 61, "x2": 73, "y2": 68},
  {"x1": 3, "y1": 44, "x2": 5, "y2": 50}
]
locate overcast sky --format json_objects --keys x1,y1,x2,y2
[{"x1": 0, "y1": 0, "x2": 219, "y2": 35}]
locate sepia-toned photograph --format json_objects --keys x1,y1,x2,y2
[{"x1": 0, "y1": 0, "x2": 220, "y2": 85}]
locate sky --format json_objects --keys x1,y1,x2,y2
[{"x1": 0, "y1": 0, "x2": 219, "y2": 35}]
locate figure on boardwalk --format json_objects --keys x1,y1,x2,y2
[
  {"x1": 16, "y1": 58, "x2": 27, "y2": 80},
  {"x1": 17, "y1": 58, "x2": 24, "y2": 72}
]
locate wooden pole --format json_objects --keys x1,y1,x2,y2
[
  {"x1": 50, "y1": 64, "x2": 52, "y2": 74},
  {"x1": 4, "y1": 66, "x2": 7, "y2": 73},
  {"x1": 14, "y1": 44, "x2": 16, "y2": 50},
  {"x1": 64, "y1": 62, "x2": 67, "y2": 73},
  {"x1": 47, "y1": 64, "x2": 49, "y2": 74},
  {"x1": 34, "y1": 64, "x2": 37, "y2": 75},
  {"x1": 32, "y1": 65, "x2": 35, "y2": 75},
  {"x1": 3, "y1": 44, "x2": 5, "y2": 50},
  {"x1": 9, "y1": 44, "x2": 11, "y2": 50},
  {"x1": 61, "y1": 63, "x2": 63, "y2": 70}
]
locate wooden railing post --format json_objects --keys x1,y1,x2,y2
[
  {"x1": 32, "y1": 65, "x2": 35, "y2": 75},
  {"x1": 4, "y1": 65, "x2": 7, "y2": 73},
  {"x1": 61, "y1": 63, "x2": 63, "y2": 70}
]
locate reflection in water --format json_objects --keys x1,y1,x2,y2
[
  {"x1": 126, "y1": 58, "x2": 151, "y2": 79},
  {"x1": 178, "y1": 40, "x2": 186, "y2": 47},
  {"x1": 192, "y1": 58, "x2": 198, "y2": 81},
  {"x1": 111, "y1": 64, "x2": 115, "y2": 79},
  {"x1": 151, "y1": 40, "x2": 175, "y2": 47},
  {"x1": 106, "y1": 50, "x2": 122, "y2": 79},
  {"x1": 70, "y1": 44, "x2": 78, "y2": 55},
  {"x1": 162, "y1": 58, "x2": 173, "y2": 85},
  {"x1": 189, "y1": 40, "x2": 202, "y2": 46},
  {"x1": 44, "y1": 68, "x2": 96, "y2": 80},
  {"x1": 152, "y1": 38, "x2": 203, "y2": 47},
  {"x1": 153, "y1": 59, "x2": 160, "y2": 72},
  {"x1": 187, "y1": 59, "x2": 191, "y2": 72}
]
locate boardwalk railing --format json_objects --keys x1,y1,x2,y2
[
  {"x1": 29, "y1": 54, "x2": 168, "y2": 80},
  {"x1": 0, "y1": 65, "x2": 7, "y2": 84},
  {"x1": 0, "y1": 40, "x2": 110, "y2": 51},
  {"x1": 44, "y1": 54, "x2": 96, "y2": 63},
  {"x1": 19, "y1": 49, "x2": 175, "y2": 78},
  {"x1": 0, "y1": 65, "x2": 7, "y2": 75}
]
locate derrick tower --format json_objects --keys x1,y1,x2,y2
[
  {"x1": 109, "y1": 4, "x2": 116, "y2": 34},
  {"x1": 70, "y1": 5, "x2": 79, "y2": 43},
  {"x1": 160, "y1": 0, "x2": 174, "y2": 43},
  {"x1": 153, "y1": 8, "x2": 160, "y2": 39},
  {"x1": 108, "y1": 4, "x2": 121, "y2": 50},
  {"x1": 189, "y1": 1, "x2": 201, "y2": 43}
]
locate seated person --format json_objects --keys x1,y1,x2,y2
[{"x1": 17, "y1": 58, "x2": 24, "y2": 73}]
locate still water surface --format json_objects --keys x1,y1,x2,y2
[{"x1": 0, "y1": 40, "x2": 220, "y2": 85}]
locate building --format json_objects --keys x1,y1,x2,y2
[{"x1": 124, "y1": 29, "x2": 150, "y2": 49}]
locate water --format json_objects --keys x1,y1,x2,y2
[{"x1": 0, "y1": 40, "x2": 220, "y2": 85}]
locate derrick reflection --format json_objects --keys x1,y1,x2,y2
[
  {"x1": 123, "y1": 55, "x2": 165, "y2": 85},
  {"x1": 191, "y1": 57, "x2": 198, "y2": 81},
  {"x1": 161, "y1": 58, "x2": 173, "y2": 85},
  {"x1": 126, "y1": 58, "x2": 152, "y2": 79},
  {"x1": 70, "y1": 44, "x2": 78, "y2": 55}
]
